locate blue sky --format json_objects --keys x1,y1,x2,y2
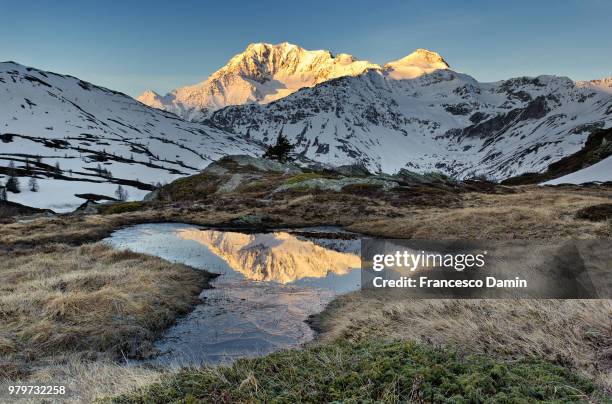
[{"x1": 1, "y1": 0, "x2": 610, "y2": 97}]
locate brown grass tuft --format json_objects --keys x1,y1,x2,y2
[{"x1": 0, "y1": 243, "x2": 211, "y2": 379}]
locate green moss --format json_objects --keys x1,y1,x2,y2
[
  {"x1": 161, "y1": 174, "x2": 219, "y2": 200},
  {"x1": 110, "y1": 340, "x2": 603, "y2": 403},
  {"x1": 283, "y1": 172, "x2": 326, "y2": 185},
  {"x1": 99, "y1": 201, "x2": 144, "y2": 215},
  {"x1": 236, "y1": 180, "x2": 277, "y2": 193}
]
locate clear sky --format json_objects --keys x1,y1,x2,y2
[{"x1": 1, "y1": 0, "x2": 610, "y2": 97}]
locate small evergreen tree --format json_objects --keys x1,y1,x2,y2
[
  {"x1": 54, "y1": 161, "x2": 61, "y2": 173},
  {"x1": 0, "y1": 186, "x2": 6, "y2": 201},
  {"x1": 5, "y1": 161, "x2": 20, "y2": 193},
  {"x1": 263, "y1": 133, "x2": 294, "y2": 163},
  {"x1": 5, "y1": 176, "x2": 20, "y2": 193},
  {"x1": 114, "y1": 185, "x2": 128, "y2": 201},
  {"x1": 28, "y1": 177, "x2": 39, "y2": 192}
]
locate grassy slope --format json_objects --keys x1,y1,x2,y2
[
  {"x1": 0, "y1": 243, "x2": 212, "y2": 379},
  {"x1": 1, "y1": 186, "x2": 610, "y2": 251},
  {"x1": 112, "y1": 340, "x2": 604, "y2": 403}
]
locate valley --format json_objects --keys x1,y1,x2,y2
[{"x1": 1, "y1": 41, "x2": 611, "y2": 403}]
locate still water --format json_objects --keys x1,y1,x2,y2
[{"x1": 104, "y1": 223, "x2": 362, "y2": 366}]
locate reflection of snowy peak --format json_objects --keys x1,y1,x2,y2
[
  {"x1": 0, "y1": 62, "x2": 261, "y2": 211},
  {"x1": 137, "y1": 42, "x2": 379, "y2": 121},
  {"x1": 207, "y1": 66, "x2": 612, "y2": 179},
  {"x1": 177, "y1": 229, "x2": 360, "y2": 284}
]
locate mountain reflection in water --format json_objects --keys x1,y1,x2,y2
[
  {"x1": 104, "y1": 223, "x2": 362, "y2": 365},
  {"x1": 177, "y1": 229, "x2": 361, "y2": 284}
]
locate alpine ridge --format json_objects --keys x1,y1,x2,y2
[
  {"x1": 138, "y1": 42, "x2": 379, "y2": 121},
  {"x1": 201, "y1": 48, "x2": 612, "y2": 179}
]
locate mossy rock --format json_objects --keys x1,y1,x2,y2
[
  {"x1": 160, "y1": 174, "x2": 221, "y2": 200},
  {"x1": 283, "y1": 172, "x2": 327, "y2": 185},
  {"x1": 99, "y1": 201, "x2": 144, "y2": 215}
]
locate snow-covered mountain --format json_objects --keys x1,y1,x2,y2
[
  {"x1": 0, "y1": 62, "x2": 261, "y2": 211},
  {"x1": 205, "y1": 51, "x2": 612, "y2": 179},
  {"x1": 578, "y1": 77, "x2": 612, "y2": 94},
  {"x1": 137, "y1": 42, "x2": 379, "y2": 121},
  {"x1": 2, "y1": 44, "x2": 611, "y2": 213}
]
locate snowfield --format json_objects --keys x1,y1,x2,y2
[
  {"x1": 544, "y1": 156, "x2": 612, "y2": 185},
  {"x1": 0, "y1": 61, "x2": 262, "y2": 211}
]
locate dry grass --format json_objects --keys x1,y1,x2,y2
[
  {"x1": 312, "y1": 294, "x2": 612, "y2": 390},
  {"x1": 1, "y1": 185, "x2": 610, "y2": 250},
  {"x1": 0, "y1": 208, "x2": 241, "y2": 249},
  {"x1": 0, "y1": 243, "x2": 211, "y2": 379},
  {"x1": 349, "y1": 186, "x2": 612, "y2": 239},
  {"x1": 0, "y1": 183, "x2": 610, "y2": 400},
  {"x1": 5, "y1": 357, "x2": 165, "y2": 403}
]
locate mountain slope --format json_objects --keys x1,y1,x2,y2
[
  {"x1": 205, "y1": 57, "x2": 612, "y2": 179},
  {"x1": 137, "y1": 42, "x2": 379, "y2": 120},
  {"x1": 0, "y1": 62, "x2": 262, "y2": 211},
  {"x1": 544, "y1": 155, "x2": 612, "y2": 185}
]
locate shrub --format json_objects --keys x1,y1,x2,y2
[
  {"x1": 341, "y1": 182, "x2": 384, "y2": 195},
  {"x1": 575, "y1": 203, "x2": 612, "y2": 222},
  {"x1": 113, "y1": 340, "x2": 603, "y2": 403}
]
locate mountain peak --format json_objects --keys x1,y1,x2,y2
[
  {"x1": 136, "y1": 44, "x2": 453, "y2": 119},
  {"x1": 244, "y1": 42, "x2": 299, "y2": 54},
  {"x1": 138, "y1": 42, "x2": 377, "y2": 118},
  {"x1": 234, "y1": 42, "x2": 332, "y2": 66},
  {"x1": 577, "y1": 76, "x2": 612, "y2": 93},
  {"x1": 383, "y1": 48, "x2": 449, "y2": 80},
  {"x1": 137, "y1": 89, "x2": 166, "y2": 109}
]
